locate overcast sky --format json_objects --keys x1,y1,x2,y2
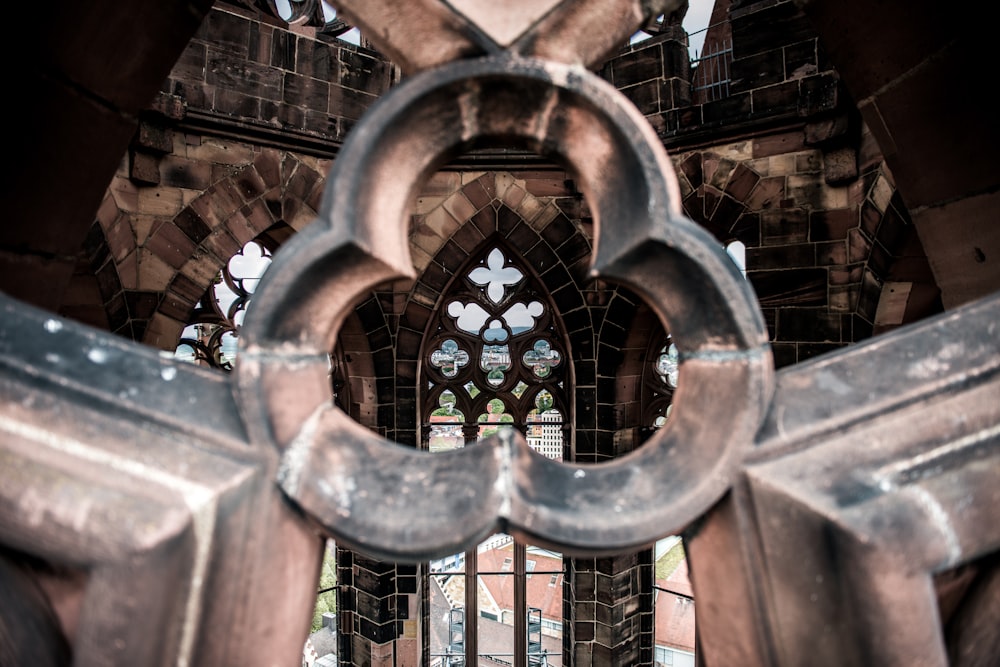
[
  {"x1": 683, "y1": 0, "x2": 716, "y2": 59},
  {"x1": 318, "y1": 1, "x2": 719, "y2": 57}
]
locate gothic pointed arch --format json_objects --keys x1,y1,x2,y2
[
  {"x1": 64, "y1": 147, "x2": 328, "y2": 349},
  {"x1": 169, "y1": 221, "x2": 357, "y2": 419},
  {"x1": 148, "y1": 154, "x2": 325, "y2": 348},
  {"x1": 672, "y1": 149, "x2": 941, "y2": 365},
  {"x1": 394, "y1": 170, "x2": 598, "y2": 444},
  {"x1": 419, "y1": 236, "x2": 572, "y2": 451}
]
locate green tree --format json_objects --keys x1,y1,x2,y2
[
  {"x1": 655, "y1": 541, "x2": 685, "y2": 581},
  {"x1": 311, "y1": 542, "x2": 337, "y2": 633}
]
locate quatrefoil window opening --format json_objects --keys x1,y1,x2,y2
[
  {"x1": 481, "y1": 344, "x2": 512, "y2": 387},
  {"x1": 429, "y1": 339, "x2": 471, "y2": 378},
  {"x1": 223, "y1": 239, "x2": 272, "y2": 321},
  {"x1": 523, "y1": 339, "x2": 562, "y2": 379},
  {"x1": 468, "y1": 247, "x2": 524, "y2": 303}
]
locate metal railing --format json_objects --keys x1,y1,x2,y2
[{"x1": 690, "y1": 27, "x2": 732, "y2": 103}]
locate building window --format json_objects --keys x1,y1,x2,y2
[
  {"x1": 644, "y1": 333, "x2": 679, "y2": 430},
  {"x1": 644, "y1": 239, "x2": 745, "y2": 431},
  {"x1": 422, "y1": 244, "x2": 568, "y2": 667}
]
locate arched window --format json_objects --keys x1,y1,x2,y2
[
  {"x1": 173, "y1": 237, "x2": 272, "y2": 371},
  {"x1": 643, "y1": 238, "x2": 747, "y2": 665},
  {"x1": 171, "y1": 233, "x2": 351, "y2": 407},
  {"x1": 172, "y1": 234, "x2": 345, "y2": 664},
  {"x1": 645, "y1": 334, "x2": 680, "y2": 430},
  {"x1": 421, "y1": 243, "x2": 570, "y2": 667},
  {"x1": 642, "y1": 314, "x2": 696, "y2": 665},
  {"x1": 644, "y1": 239, "x2": 745, "y2": 431}
]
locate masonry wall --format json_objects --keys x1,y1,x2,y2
[
  {"x1": 577, "y1": 0, "x2": 939, "y2": 661},
  {"x1": 52, "y1": 1, "x2": 941, "y2": 665},
  {"x1": 164, "y1": 2, "x2": 394, "y2": 147},
  {"x1": 61, "y1": 1, "x2": 395, "y2": 344}
]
